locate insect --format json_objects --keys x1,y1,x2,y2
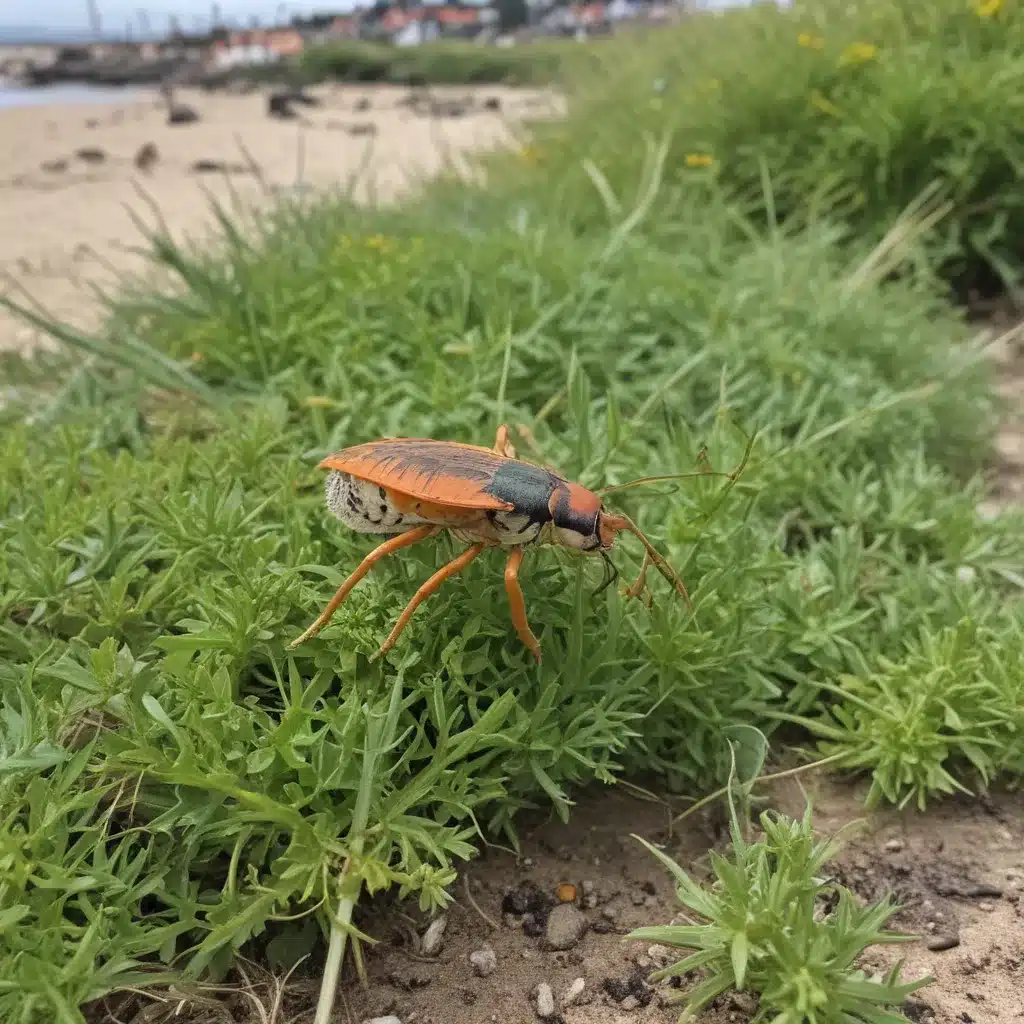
[{"x1": 288, "y1": 424, "x2": 691, "y2": 662}]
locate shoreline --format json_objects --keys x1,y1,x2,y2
[
  {"x1": 0, "y1": 83, "x2": 561, "y2": 354},
  {"x1": 0, "y1": 80, "x2": 145, "y2": 109}
]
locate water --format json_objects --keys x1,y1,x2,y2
[{"x1": 0, "y1": 80, "x2": 141, "y2": 109}]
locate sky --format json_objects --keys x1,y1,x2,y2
[{"x1": 3, "y1": 0, "x2": 350, "y2": 33}]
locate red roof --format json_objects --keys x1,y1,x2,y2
[
  {"x1": 571, "y1": 2, "x2": 606, "y2": 22},
  {"x1": 382, "y1": 5, "x2": 480, "y2": 29},
  {"x1": 439, "y1": 7, "x2": 480, "y2": 23}
]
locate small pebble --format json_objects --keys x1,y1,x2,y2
[
  {"x1": 601, "y1": 906, "x2": 620, "y2": 921},
  {"x1": 536, "y1": 981, "x2": 556, "y2": 1018},
  {"x1": 420, "y1": 915, "x2": 447, "y2": 956},
  {"x1": 729, "y1": 991, "x2": 757, "y2": 1013},
  {"x1": 927, "y1": 933, "x2": 960, "y2": 952},
  {"x1": 545, "y1": 903, "x2": 588, "y2": 950},
  {"x1": 362, "y1": 1018, "x2": 402, "y2": 1024},
  {"x1": 581, "y1": 880, "x2": 595, "y2": 896},
  {"x1": 647, "y1": 944, "x2": 673, "y2": 965},
  {"x1": 621, "y1": 995, "x2": 639, "y2": 1011},
  {"x1": 884, "y1": 838, "x2": 904, "y2": 853},
  {"x1": 469, "y1": 947, "x2": 497, "y2": 977},
  {"x1": 978, "y1": 901, "x2": 995, "y2": 912},
  {"x1": 562, "y1": 977, "x2": 586, "y2": 1007},
  {"x1": 903, "y1": 996, "x2": 934, "y2": 1022}
]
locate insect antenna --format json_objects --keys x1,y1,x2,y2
[
  {"x1": 593, "y1": 549, "x2": 619, "y2": 597},
  {"x1": 596, "y1": 430, "x2": 757, "y2": 498},
  {"x1": 597, "y1": 470, "x2": 732, "y2": 496}
]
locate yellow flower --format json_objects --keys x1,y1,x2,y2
[
  {"x1": 189, "y1": 351, "x2": 204, "y2": 363},
  {"x1": 797, "y1": 32, "x2": 824, "y2": 49},
  {"x1": 974, "y1": 0, "x2": 1003, "y2": 16},
  {"x1": 685, "y1": 153, "x2": 714, "y2": 168},
  {"x1": 364, "y1": 234, "x2": 392, "y2": 252},
  {"x1": 809, "y1": 90, "x2": 843, "y2": 117},
  {"x1": 839, "y1": 41, "x2": 877, "y2": 66}
]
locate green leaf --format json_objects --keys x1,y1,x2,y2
[{"x1": 730, "y1": 929, "x2": 749, "y2": 989}]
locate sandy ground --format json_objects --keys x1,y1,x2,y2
[{"x1": 0, "y1": 83, "x2": 560, "y2": 353}]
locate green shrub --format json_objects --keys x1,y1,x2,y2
[
  {"x1": 299, "y1": 39, "x2": 569, "y2": 86},
  {"x1": 789, "y1": 617, "x2": 1024, "y2": 809}
]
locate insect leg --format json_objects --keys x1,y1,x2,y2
[
  {"x1": 623, "y1": 550, "x2": 654, "y2": 608},
  {"x1": 593, "y1": 549, "x2": 619, "y2": 597},
  {"x1": 492, "y1": 423, "x2": 517, "y2": 459},
  {"x1": 377, "y1": 542, "x2": 486, "y2": 658},
  {"x1": 288, "y1": 524, "x2": 437, "y2": 648},
  {"x1": 504, "y1": 546, "x2": 542, "y2": 663},
  {"x1": 601, "y1": 512, "x2": 691, "y2": 609}
]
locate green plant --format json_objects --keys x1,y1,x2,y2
[
  {"x1": 787, "y1": 617, "x2": 1024, "y2": 809},
  {"x1": 629, "y1": 803, "x2": 932, "y2": 1022}
]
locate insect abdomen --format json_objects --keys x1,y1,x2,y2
[{"x1": 325, "y1": 471, "x2": 430, "y2": 534}]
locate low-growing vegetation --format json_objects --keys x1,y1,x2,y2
[
  {"x1": 1, "y1": 0, "x2": 1023, "y2": 1020},
  {"x1": 298, "y1": 38, "x2": 572, "y2": 86}
]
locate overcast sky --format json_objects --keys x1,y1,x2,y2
[{"x1": 5, "y1": 0, "x2": 348, "y2": 32}]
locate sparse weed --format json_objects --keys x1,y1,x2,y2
[{"x1": 629, "y1": 804, "x2": 931, "y2": 1023}]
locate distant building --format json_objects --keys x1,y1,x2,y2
[
  {"x1": 373, "y1": 5, "x2": 489, "y2": 45},
  {"x1": 325, "y1": 15, "x2": 363, "y2": 40},
  {"x1": 211, "y1": 27, "x2": 304, "y2": 67}
]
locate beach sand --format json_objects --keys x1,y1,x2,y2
[{"x1": 0, "y1": 84, "x2": 560, "y2": 353}]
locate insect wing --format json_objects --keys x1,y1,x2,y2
[{"x1": 319, "y1": 438, "x2": 515, "y2": 511}]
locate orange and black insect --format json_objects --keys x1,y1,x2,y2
[{"x1": 288, "y1": 424, "x2": 691, "y2": 662}]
